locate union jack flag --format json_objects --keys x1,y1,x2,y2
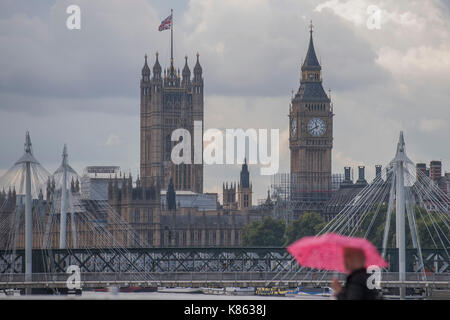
[{"x1": 158, "y1": 14, "x2": 172, "y2": 31}]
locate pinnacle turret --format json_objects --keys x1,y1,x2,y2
[
  {"x1": 194, "y1": 52, "x2": 202, "y2": 76},
  {"x1": 153, "y1": 52, "x2": 161, "y2": 76},
  {"x1": 142, "y1": 54, "x2": 150, "y2": 76},
  {"x1": 240, "y1": 158, "x2": 250, "y2": 189},
  {"x1": 182, "y1": 55, "x2": 191, "y2": 80},
  {"x1": 302, "y1": 21, "x2": 321, "y2": 71}
]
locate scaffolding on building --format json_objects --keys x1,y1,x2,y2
[{"x1": 270, "y1": 173, "x2": 346, "y2": 222}]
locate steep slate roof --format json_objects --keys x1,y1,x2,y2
[
  {"x1": 297, "y1": 82, "x2": 330, "y2": 102},
  {"x1": 296, "y1": 27, "x2": 330, "y2": 102},
  {"x1": 302, "y1": 31, "x2": 321, "y2": 70}
]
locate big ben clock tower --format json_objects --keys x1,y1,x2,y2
[{"x1": 289, "y1": 23, "x2": 333, "y2": 212}]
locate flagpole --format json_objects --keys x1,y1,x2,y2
[{"x1": 171, "y1": 8, "x2": 173, "y2": 63}]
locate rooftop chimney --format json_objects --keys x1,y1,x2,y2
[
  {"x1": 416, "y1": 163, "x2": 427, "y2": 182},
  {"x1": 356, "y1": 166, "x2": 367, "y2": 186},
  {"x1": 344, "y1": 167, "x2": 352, "y2": 184},
  {"x1": 375, "y1": 165, "x2": 382, "y2": 181},
  {"x1": 430, "y1": 161, "x2": 442, "y2": 181}
]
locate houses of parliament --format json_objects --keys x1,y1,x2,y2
[
  {"x1": 102, "y1": 26, "x2": 336, "y2": 247},
  {"x1": 106, "y1": 46, "x2": 266, "y2": 247},
  {"x1": 1, "y1": 27, "x2": 386, "y2": 249}
]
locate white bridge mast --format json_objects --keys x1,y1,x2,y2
[
  {"x1": 14, "y1": 132, "x2": 40, "y2": 287},
  {"x1": 59, "y1": 145, "x2": 68, "y2": 249},
  {"x1": 24, "y1": 137, "x2": 32, "y2": 282},
  {"x1": 392, "y1": 131, "x2": 411, "y2": 300}
]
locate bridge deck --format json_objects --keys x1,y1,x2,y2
[{"x1": 0, "y1": 272, "x2": 448, "y2": 289}]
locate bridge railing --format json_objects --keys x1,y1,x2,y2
[{"x1": 0, "y1": 272, "x2": 448, "y2": 289}]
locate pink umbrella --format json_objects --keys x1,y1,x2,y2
[{"x1": 287, "y1": 233, "x2": 388, "y2": 273}]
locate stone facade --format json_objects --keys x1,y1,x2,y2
[
  {"x1": 289, "y1": 27, "x2": 333, "y2": 210},
  {"x1": 106, "y1": 161, "x2": 266, "y2": 248},
  {"x1": 223, "y1": 182, "x2": 237, "y2": 210},
  {"x1": 237, "y1": 159, "x2": 252, "y2": 211},
  {"x1": 140, "y1": 53, "x2": 203, "y2": 193}
]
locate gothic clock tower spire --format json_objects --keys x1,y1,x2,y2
[{"x1": 289, "y1": 23, "x2": 333, "y2": 215}]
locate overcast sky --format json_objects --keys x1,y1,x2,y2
[{"x1": 0, "y1": 0, "x2": 449, "y2": 203}]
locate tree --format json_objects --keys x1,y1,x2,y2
[
  {"x1": 355, "y1": 204, "x2": 394, "y2": 248},
  {"x1": 415, "y1": 207, "x2": 449, "y2": 249},
  {"x1": 242, "y1": 216, "x2": 285, "y2": 247},
  {"x1": 285, "y1": 212, "x2": 326, "y2": 246},
  {"x1": 350, "y1": 205, "x2": 449, "y2": 250}
]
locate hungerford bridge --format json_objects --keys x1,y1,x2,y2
[{"x1": 0, "y1": 132, "x2": 449, "y2": 299}]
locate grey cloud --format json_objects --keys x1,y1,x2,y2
[{"x1": 0, "y1": 0, "x2": 449, "y2": 201}]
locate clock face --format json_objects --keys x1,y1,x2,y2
[
  {"x1": 307, "y1": 118, "x2": 326, "y2": 137},
  {"x1": 290, "y1": 118, "x2": 297, "y2": 136}
]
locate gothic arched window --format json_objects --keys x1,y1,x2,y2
[
  {"x1": 134, "y1": 208, "x2": 140, "y2": 223},
  {"x1": 165, "y1": 134, "x2": 171, "y2": 160},
  {"x1": 146, "y1": 136, "x2": 151, "y2": 161}
]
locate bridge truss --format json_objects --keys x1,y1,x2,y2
[{"x1": 1, "y1": 247, "x2": 448, "y2": 274}]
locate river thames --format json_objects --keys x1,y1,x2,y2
[{"x1": 0, "y1": 291, "x2": 330, "y2": 300}]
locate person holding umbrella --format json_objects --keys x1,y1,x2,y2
[
  {"x1": 287, "y1": 233, "x2": 387, "y2": 300},
  {"x1": 330, "y1": 247, "x2": 380, "y2": 300}
]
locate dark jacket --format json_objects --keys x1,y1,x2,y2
[{"x1": 336, "y1": 268, "x2": 380, "y2": 300}]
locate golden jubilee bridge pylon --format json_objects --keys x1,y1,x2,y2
[
  {"x1": 272, "y1": 132, "x2": 449, "y2": 299},
  {"x1": 0, "y1": 132, "x2": 159, "y2": 289}
]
